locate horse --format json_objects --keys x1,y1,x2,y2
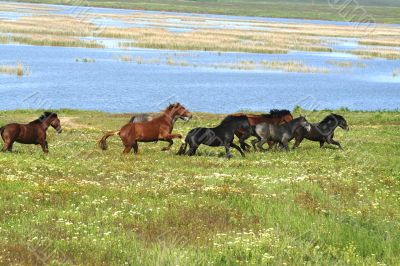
[
  {"x1": 0, "y1": 112, "x2": 62, "y2": 153},
  {"x1": 233, "y1": 109, "x2": 293, "y2": 151},
  {"x1": 177, "y1": 115, "x2": 251, "y2": 159},
  {"x1": 98, "y1": 103, "x2": 192, "y2": 154},
  {"x1": 293, "y1": 113, "x2": 349, "y2": 149},
  {"x1": 254, "y1": 116, "x2": 311, "y2": 151}
]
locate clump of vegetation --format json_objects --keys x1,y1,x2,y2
[
  {"x1": 9, "y1": 34, "x2": 104, "y2": 48},
  {"x1": 0, "y1": 62, "x2": 29, "y2": 76},
  {"x1": 212, "y1": 60, "x2": 329, "y2": 73},
  {"x1": 350, "y1": 49, "x2": 400, "y2": 60},
  {"x1": 326, "y1": 60, "x2": 366, "y2": 68},
  {"x1": 393, "y1": 69, "x2": 400, "y2": 77},
  {"x1": 166, "y1": 57, "x2": 189, "y2": 67},
  {"x1": 75, "y1": 58, "x2": 96, "y2": 63},
  {"x1": 115, "y1": 54, "x2": 133, "y2": 62}
]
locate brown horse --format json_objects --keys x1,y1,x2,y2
[
  {"x1": 99, "y1": 103, "x2": 192, "y2": 154},
  {"x1": 233, "y1": 109, "x2": 293, "y2": 151},
  {"x1": 0, "y1": 112, "x2": 62, "y2": 153}
]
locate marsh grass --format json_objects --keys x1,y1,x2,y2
[
  {"x1": 350, "y1": 48, "x2": 400, "y2": 60},
  {"x1": 3, "y1": 34, "x2": 104, "y2": 48},
  {"x1": 115, "y1": 55, "x2": 133, "y2": 62},
  {"x1": 0, "y1": 109, "x2": 399, "y2": 265},
  {"x1": 326, "y1": 60, "x2": 366, "y2": 68},
  {"x1": 1, "y1": 4, "x2": 400, "y2": 56},
  {"x1": 0, "y1": 62, "x2": 29, "y2": 76}
]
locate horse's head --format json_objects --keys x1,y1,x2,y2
[
  {"x1": 166, "y1": 103, "x2": 192, "y2": 122},
  {"x1": 299, "y1": 116, "x2": 311, "y2": 132},
  {"x1": 41, "y1": 112, "x2": 62, "y2": 133},
  {"x1": 331, "y1": 113, "x2": 349, "y2": 131}
]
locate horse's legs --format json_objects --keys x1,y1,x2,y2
[
  {"x1": 282, "y1": 140, "x2": 289, "y2": 151},
  {"x1": 132, "y1": 142, "x2": 139, "y2": 154},
  {"x1": 256, "y1": 138, "x2": 269, "y2": 152},
  {"x1": 161, "y1": 139, "x2": 173, "y2": 151},
  {"x1": 225, "y1": 144, "x2": 232, "y2": 159},
  {"x1": 293, "y1": 136, "x2": 304, "y2": 149},
  {"x1": 177, "y1": 142, "x2": 187, "y2": 155},
  {"x1": 251, "y1": 135, "x2": 262, "y2": 151},
  {"x1": 327, "y1": 135, "x2": 342, "y2": 149},
  {"x1": 7, "y1": 142, "x2": 13, "y2": 152},
  {"x1": 40, "y1": 141, "x2": 49, "y2": 154},
  {"x1": 238, "y1": 131, "x2": 252, "y2": 152},
  {"x1": 123, "y1": 145, "x2": 133, "y2": 154},
  {"x1": 187, "y1": 145, "x2": 198, "y2": 156},
  {"x1": 319, "y1": 141, "x2": 325, "y2": 148},
  {"x1": 230, "y1": 143, "x2": 245, "y2": 157}
]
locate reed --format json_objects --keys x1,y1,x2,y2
[
  {"x1": 326, "y1": 60, "x2": 366, "y2": 68},
  {"x1": 0, "y1": 62, "x2": 29, "y2": 76},
  {"x1": 350, "y1": 49, "x2": 400, "y2": 60},
  {"x1": 10, "y1": 35, "x2": 104, "y2": 48},
  {"x1": 115, "y1": 55, "x2": 133, "y2": 62}
]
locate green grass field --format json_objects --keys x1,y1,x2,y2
[
  {"x1": 0, "y1": 109, "x2": 399, "y2": 265},
  {"x1": 4, "y1": 0, "x2": 400, "y2": 24}
]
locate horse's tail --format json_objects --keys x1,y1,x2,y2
[
  {"x1": 98, "y1": 130, "x2": 120, "y2": 150},
  {"x1": 176, "y1": 138, "x2": 188, "y2": 155},
  {"x1": 0, "y1": 126, "x2": 4, "y2": 137}
]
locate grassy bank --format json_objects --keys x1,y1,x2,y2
[
  {"x1": 4, "y1": 0, "x2": 400, "y2": 24},
  {"x1": 0, "y1": 109, "x2": 399, "y2": 265}
]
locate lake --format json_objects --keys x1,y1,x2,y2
[{"x1": 0, "y1": 2, "x2": 399, "y2": 113}]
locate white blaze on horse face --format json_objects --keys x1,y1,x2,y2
[{"x1": 303, "y1": 122, "x2": 311, "y2": 132}]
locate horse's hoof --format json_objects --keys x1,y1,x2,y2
[{"x1": 161, "y1": 147, "x2": 170, "y2": 151}]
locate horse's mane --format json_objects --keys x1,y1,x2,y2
[
  {"x1": 220, "y1": 114, "x2": 247, "y2": 125},
  {"x1": 163, "y1": 103, "x2": 181, "y2": 111},
  {"x1": 320, "y1": 113, "x2": 344, "y2": 124},
  {"x1": 262, "y1": 109, "x2": 292, "y2": 118},
  {"x1": 31, "y1": 112, "x2": 57, "y2": 123}
]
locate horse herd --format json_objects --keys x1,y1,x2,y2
[{"x1": 0, "y1": 103, "x2": 349, "y2": 158}]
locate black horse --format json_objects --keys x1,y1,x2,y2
[
  {"x1": 293, "y1": 113, "x2": 349, "y2": 149},
  {"x1": 254, "y1": 116, "x2": 311, "y2": 151},
  {"x1": 177, "y1": 115, "x2": 250, "y2": 158}
]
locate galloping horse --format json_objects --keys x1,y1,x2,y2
[
  {"x1": 293, "y1": 113, "x2": 349, "y2": 149},
  {"x1": 99, "y1": 103, "x2": 192, "y2": 154},
  {"x1": 0, "y1": 112, "x2": 62, "y2": 153},
  {"x1": 234, "y1": 109, "x2": 293, "y2": 151},
  {"x1": 254, "y1": 116, "x2": 311, "y2": 151},
  {"x1": 177, "y1": 115, "x2": 250, "y2": 159}
]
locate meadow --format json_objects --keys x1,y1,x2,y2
[{"x1": 0, "y1": 109, "x2": 399, "y2": 265}]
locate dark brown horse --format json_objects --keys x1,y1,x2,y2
[
  {"x1": 0, "y1": 112, "x2": 62, "y2": 153},
  {"x1": 233, "y1": 109, "x2": 293, "y2": 151},
  {"x1": 99, "y1": 103, "x2": 192, "y2": 154}
]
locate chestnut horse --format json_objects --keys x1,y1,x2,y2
[
  {"x1": 0, "y1": 112, "x2": 62, "y2": 153},
  {"x1": 234, "y1": 109, "x2": 293, "y2": 151},
  {"x1": 98, "y1": 103, "x2": 192, "y2": 154}
]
